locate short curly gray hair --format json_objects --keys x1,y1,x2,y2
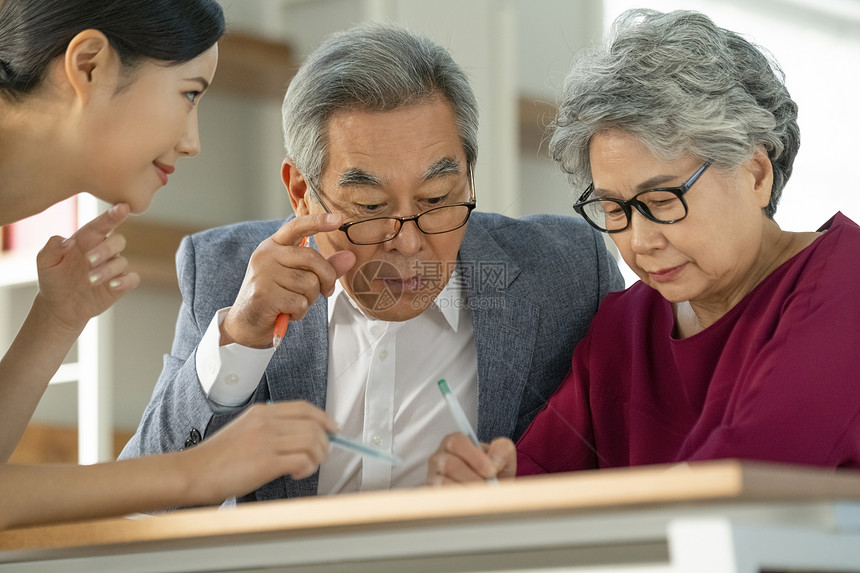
[
  {"x1": 282, "y1": 23, "x2": 479, "y2": 184},
  {"x1": 549, "y1": 9, "x2": 799, "y2": 217}
]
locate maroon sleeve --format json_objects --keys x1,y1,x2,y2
[
  {"x1": 682, "y1": 219, "x2": 860, "y2": 468},
  {"x1": 516, "y1": 332, "x2": 600, "y2": 475}
]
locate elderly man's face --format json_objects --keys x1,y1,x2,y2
[{"x1": 294, "y1": 97, "x2": 472, "y2": 321}]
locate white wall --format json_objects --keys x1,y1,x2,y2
[
  {"x1": 139, "y1": 92, "x2": 287, "y2": 228},
  {"x1": 602, "y1": 0, "x2": 860, "y2": 284},
  {"x1": 603, "y1": 0, "x2": 860, "y2": 231},
  {"x1": 143, "y1": 0, "x2": 606, "y2": 229},
  {"x1": 27, "y1": 286, "x2": 182, "y2": 429}
]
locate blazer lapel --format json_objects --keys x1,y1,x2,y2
[
  {"x1": 266, "y1": 234, "x2": 330, "y2": 407},
  {"x1": 266, "y1": 299, "x2": 329, "y2": 406},
  {"x1": 259, "y1": 294, "x2": 329, "y2": 500},
  {"x1": 459, "y1": 221, "x2": 540, "y2": 442}
]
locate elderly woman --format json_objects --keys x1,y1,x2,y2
[{"x1": 428, "y1": 8, "x2": 860, "y2": 484}]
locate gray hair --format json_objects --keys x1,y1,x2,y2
[
  {"x1": 549, "y1": 9, "x2": 800, "y2": 217},
  {"x1": 282, "y1": 23, "x2": 479, "y2": 183}
]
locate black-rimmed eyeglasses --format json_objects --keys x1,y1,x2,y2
[
  {"x1": 573, "y1": 161, "x2": 712, "y2": 233},
  {"x1": 305, "y1": 165, "x2": 477, "y2": 245}
]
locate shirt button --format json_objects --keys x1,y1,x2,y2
[
  {"x1": 370, "y1": 435, "x2": 383, "y2": 448},
  {"x1": 207, "y1": 363, "x2": 216, "y2": 374},
  {"x1": 379, "y1": 350, "x2": 388, "y2": 361},
  {"x1": 226, "y1": 373, "x2": 239, "y2": 385}
]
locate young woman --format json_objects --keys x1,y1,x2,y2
[{"x1": 0, "y1": 0, "x2": 336, "y2": 530}]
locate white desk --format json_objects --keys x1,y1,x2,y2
[{"x1": 1, "y1": 460, "x2": 859, "y2": 572}]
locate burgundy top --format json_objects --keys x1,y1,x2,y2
[{"x1": 518, "y1": 212, "x2": 860, "y2": 474}]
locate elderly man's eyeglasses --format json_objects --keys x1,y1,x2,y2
[
  {"x1": 573, "y1": 161, "x2": 712, "y2": 234},
  {"x1": 306, "y1": 165, "x2": 477, "y2": 245}
]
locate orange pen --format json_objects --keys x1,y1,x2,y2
[{"x1": 272, "y1": 236, "x2": 308, "y2": 348}]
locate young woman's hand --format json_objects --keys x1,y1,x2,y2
[
  {"x1": 184, "y1": 401, "x2": 338, "y2": 502},
  {"x1": 35, "y1": 203, "x2": 140, "y2": 335}
]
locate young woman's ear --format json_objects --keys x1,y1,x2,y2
[{"x1": 63, "y1": 29, "x2": 118, "y2": 104}]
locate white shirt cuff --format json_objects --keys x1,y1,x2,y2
[{"x1": 196, "y1": 308, "x2": 276, "y2": 407}]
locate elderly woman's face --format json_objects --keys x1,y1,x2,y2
[{"x1": 589, "y1": 130, "x2": 772, "y2": 307}]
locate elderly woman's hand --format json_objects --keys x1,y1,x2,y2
[{"x1": 426, "y1": 433, "x2": 517, "y2": 486}]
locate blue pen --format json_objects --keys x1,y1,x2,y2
[
  {"x1": 265, "y1": 401, "x2": 402, "y2": 466},
  {"x1": 437, "y1": 379, "x2": 499, "y2": 484}
]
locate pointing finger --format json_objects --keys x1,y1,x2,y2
[
  {"x1": 271, "y1": 213, "x2": 343, "y2": 248},
  {"x1": 77, "y1": 204, "x2": 131, "y2": 238}
]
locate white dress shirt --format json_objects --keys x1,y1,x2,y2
[{"x1": 196, "y1": 270, "x2": 477, "y2": 494}]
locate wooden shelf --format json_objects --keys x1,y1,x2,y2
[
  {"x1": 519, "y1": 96, "x2": 558, "y2": 158},
  {"x1": 0, "y1": 219, "x2": 200, "y2": 291},
  {"x1": 115, "y1": 219, "x2": 201, "y2": 289},
  {"x1": 213, "y1": 32, "x2": 298, "y2": 101},
  {"x1": 214, "y1": 33, "x2": 558, "y2": 156},
  {"x1": 8, "y1": 424, "x2": 134, "y2": 465}
]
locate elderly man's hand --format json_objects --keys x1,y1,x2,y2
[
  {"x1": 221, "y1": 214, "x2": 355, "y2": 348},
  {"x1": 426, "y1": 433, "x2": 517, "y2": 486}
]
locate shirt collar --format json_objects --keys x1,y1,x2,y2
[
  {"x1": 328, "y1": 264, "x2": 467, "y2": 332},
  {"x1": 433, "y1": 266, "x2": 465, "y2": 332}
]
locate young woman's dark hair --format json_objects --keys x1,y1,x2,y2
[{"x1": 0, "y1": 0, "x2": 225, "y2": 97}]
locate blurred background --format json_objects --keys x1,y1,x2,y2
[{"x1": 3, "y1": 0, "x2": 857, "y2": 463}]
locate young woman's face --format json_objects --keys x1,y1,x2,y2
[{"x1": 81, "y1": 44, "x2": 218, "y2": 213}]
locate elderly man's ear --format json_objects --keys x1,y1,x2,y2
[{"x1": 282, "y1": 159, "x2": 312, "y2": 216}]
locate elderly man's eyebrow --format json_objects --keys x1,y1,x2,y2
[
  {"x1": 336, "y1": 159, "x2": 462, "y2": 188},
  {"x1": 422, "y1": 158, "x2": 462, "y2": 181},
  {"x1": 337, "y1": 169, "x2": 384, "y2": 187}
]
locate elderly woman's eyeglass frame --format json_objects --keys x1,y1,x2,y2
[
  {"x1": 304, "y1": 165, "x2": 477, "y2": 245},
  {"x1": 573, "y1": 160, "x2": 712, "y2": 234}
]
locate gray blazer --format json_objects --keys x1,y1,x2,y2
[{"x1": 120, "y1": 212, "x2": 623, "y2": 501}]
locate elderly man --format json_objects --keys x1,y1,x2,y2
[{"x1": 121, "y1": 23, "x2": 623, "y2": 503}]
